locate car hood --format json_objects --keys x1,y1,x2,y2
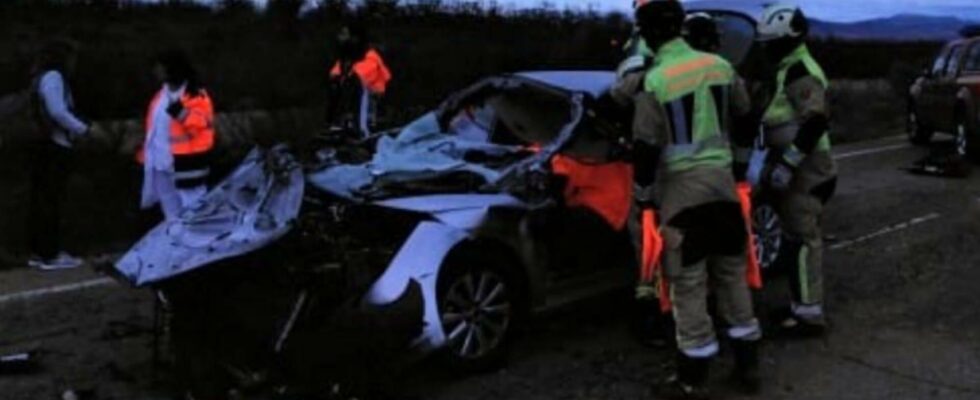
[{"x1": 115, "y1": 146, "x2": 305, "y2": 286}]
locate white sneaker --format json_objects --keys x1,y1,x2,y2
[{"x1": 31, "y1": 252, "x2": 85, "y2": 271}]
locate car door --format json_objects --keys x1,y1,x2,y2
[
  {"x1": 937, "y1": 44, "x2": 968, "y2": 132},
  {"x1": 918, "y1": 45, "x2": 953, "y2": 128},
  {"x1": 922, "y1": 44, "x2": 964, "y2": 132}
]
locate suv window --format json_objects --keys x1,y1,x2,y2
[
  {"x1": 932, "y1": 46, "x2": 951, "y2": 76},
  {"x1": 965, "y1": 42, "x2": 980, "y2": 72},
  {"x1": 944, "y1": 44, "x2": 965, "y2": 78}
]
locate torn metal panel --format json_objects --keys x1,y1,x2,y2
[
  {"x1": 362, "y1": 221, "x2": 470, "y2": 351},
  {"x1": 308, "y1": 112, "x2": 524, "y2": 201},
  {"x1": 115, "y1": 146, "x2": 304, "y2": 286}
]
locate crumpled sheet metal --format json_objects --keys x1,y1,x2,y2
[
  {"x1": 115, "y1": 146, "x2": 305, "y2": 286},
  {"x1": 307, "y1": 112, "x2": 523, "y2": 200}
]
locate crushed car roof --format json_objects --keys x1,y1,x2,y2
[{"x1": 515, "y1": 71, "x2": 615, "y2": 98}]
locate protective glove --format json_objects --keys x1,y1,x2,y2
[
  {"x1": 166, "y1": 100, "x2": 185, "y2": 120},
  {"x1": 763, "y1": 160, "x2": 794, "y2": 191}
]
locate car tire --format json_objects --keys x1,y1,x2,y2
[
  {"x1": 907, "y1": 105, "x2": 933, "y2": 146},
  {"x1": 752, "y1": 201, "x2": 783, "y2": 273},
  {"x1": 954, "y1": 117, "x2": 978, "y2": 160},
  {"x1": 436, "y1": 249, "x2": 524, "y2": 373}
]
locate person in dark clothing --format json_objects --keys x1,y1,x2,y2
[{"x1": 27, "y1": 39, "x2": 105, "y2": 270}]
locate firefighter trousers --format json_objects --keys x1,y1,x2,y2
[{"x1": 774, "y1": 189, "x2": 825, "y2": 315}]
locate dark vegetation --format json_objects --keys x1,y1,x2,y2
[
  {"x1": 0, "y1": 0, "x2": 947, "y2": 260},
  {"x1": 0, "y1": 0, "x2": 942, "y2": 120}
]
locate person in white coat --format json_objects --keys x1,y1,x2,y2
[{"x1": 138, "y1": 49, "x2": 215, "y2": 221}]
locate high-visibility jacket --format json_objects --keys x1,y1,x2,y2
[
  {"x1": 138, "y1": 89, "x2": 215, "y2": 188},
  {"x1": 762, "y1": 44, "x2": 831, "y2": 157},
  {"x1": 330, "y1": 49, "x2": 392, "y2": 95},
  {"x1": 641, "y1": 38, "x2": 736, "y2": 173}
]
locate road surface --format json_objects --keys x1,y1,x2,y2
[{"x1": 1, "y1": 135, "x2": 979, "y2": 400}]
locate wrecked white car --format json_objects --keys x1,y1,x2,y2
[
  {"x1": 115, "y1": 70, "x2": 640, "y2": 395},
  {"x1": 113, "y1": 9, "x2": 781, "y2": 397}
]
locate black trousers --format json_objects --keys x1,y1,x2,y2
[{"x1": 27, "y1": 141, "x2": 71, "y2": 259}]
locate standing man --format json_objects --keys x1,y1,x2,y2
[
  {"x1": 756, "y1": 3, "x2": 836, "y2": 338},
  {"x1": 138, "y1": 49, "x2": 215, "y2": 221},
  {"x1": 27, "y1": 39, "x2": 104, "y2": 270},
  {"x1": 630, "y1": 1, "x2": 761, "y2": 397},
  {"x1": 327, "y1": 21, "x2": 392, "y2": 138},
  {"x1": 684, "y1": 11, "x2": 765, "y2": 291}
]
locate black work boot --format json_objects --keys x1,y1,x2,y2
[
  {"x1": 630, "y1": 297, "x2": 675, "y2": 348},
  {"x1": 660, "y1": 353, "x2": 711, "y2": 400},
  {"x1": 730, "y1": 339, "x2": 761, "y2": 394}
]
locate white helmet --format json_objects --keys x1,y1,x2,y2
[{"x1": 757, "y1": 2, "x2": 806, "y2": 42}]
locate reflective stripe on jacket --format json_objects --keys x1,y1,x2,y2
[
  {"x1": 138, "y1": 89, "x2": 215, "y2": 188},
  {"x1": 762, "y1": 44, "x2": 831, "y2": 153},
  {"x1": 331, "y1": 49, "x2": 392, "y2": 95},
  {"x1": 642, "y1": 38, "x2": 736, "y2": 172}
]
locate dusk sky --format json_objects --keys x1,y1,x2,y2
[
  {"x1": 502, "y1": 0, "x2": 980, "y2": 22},
  {"x1": 241, "y1": 0, "x2": 980, "y2": 22}
]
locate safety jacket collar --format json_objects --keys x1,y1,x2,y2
[
  {"x1": 652, "y1": 37, "x2": 693, "y2": 66},
  {"x1": 778, "y1": 44, "x2": 811, "y2": 69}
]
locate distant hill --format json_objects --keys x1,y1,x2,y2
[
  {"x1": 684, "y1": 0, "x2": 978, "y2": 42},
  {"x1": 811, "y1": 14, "x2": 978, "y2": 42}
]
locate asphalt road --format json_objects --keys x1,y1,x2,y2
[{"x1": 2, "y1": 135, "x2": 979, "y2": 400}]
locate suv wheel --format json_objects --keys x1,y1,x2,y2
[
  {"x1": 752, "y1": 202, "x2": 782, "y2": 271},
  {"x1": 955, "y1": 120, "x2": 972, "y2": 159},
  {"x1": 907, "y1": 106, "x2": 933, "y2": 145},
  {"x1": 437, "y1": 253, "x2": 521, "y2": 372}
]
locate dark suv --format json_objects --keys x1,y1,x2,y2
[{"x1": 908, "y1": 29, "x2": 980, "y2": 156}]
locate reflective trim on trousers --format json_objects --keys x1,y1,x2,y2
[
  {"x1": 792, "y1": 302, "x2": 824, "y2": 318},
  {"x1": 682, "y1": 340, "x2": 719, "y2": 359},
  {"x1": 728, "y1": 320, "x2": 762, "y2": 341},
  {"x1": 798, "y1": 245, "x2": 811, "y2": 303}
]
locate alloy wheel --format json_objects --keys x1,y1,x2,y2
[{"x1": 441, "y1": 269, "x2": 512, "y2": 360}]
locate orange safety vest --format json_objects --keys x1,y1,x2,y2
[
  {"x1": 550, "y1": 155, "x2": 633, "y2": 231},
  {"x1": 137, "y1": 89, "x2": 215, "y2": 163},
  {"x1": 330, "y1": 49, "x2": 392, "y2": 95},
  {"x1": 640, "y1": 183, "x2": 763, "y2": 313}
]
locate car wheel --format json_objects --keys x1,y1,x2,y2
[
  {"x1": 752, "y1": 202, "x2": 782, "y2": 271},
  {"x1": 955, "y1": 119, "x2": 975, "y2": 159},
  {"x1": 907, "y1": 106, "x2": 933, "y2": 145},
  {"x1": 437, "y1": 253, "x2": 520, "y2": 372}
]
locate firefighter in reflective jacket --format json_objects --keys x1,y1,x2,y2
[
  {"x1": 629, "y1": 1, "x2": 761, "y2": 397},
  {"x1": 138, "y1": 49, "x2": 214, "y2": 221},
  {"x1": 684, "y1": 11, "x2": 765, "y2": 291},
  {"x1": 328, "y1": 21, "x2": 392, "y2": 138},
  {"x1": 756, "y1": 3, "x2": 836, "y2": 338}
]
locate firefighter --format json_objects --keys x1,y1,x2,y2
[
  {"x1": 613, "y1": 3, "x2": 671, "y2": 350},
  {"x1": 627, "y1": 0, "x2": 762, "y2": 397},
  {"x1": 327, "y1": 21, "x2": 392, "y2": 138},
  {"x1": 684, "y1": 11, "x2": 765, "y2": 291},
  {"x1": 756, "y1": 2, "x2": 836, "y2": 338}
]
